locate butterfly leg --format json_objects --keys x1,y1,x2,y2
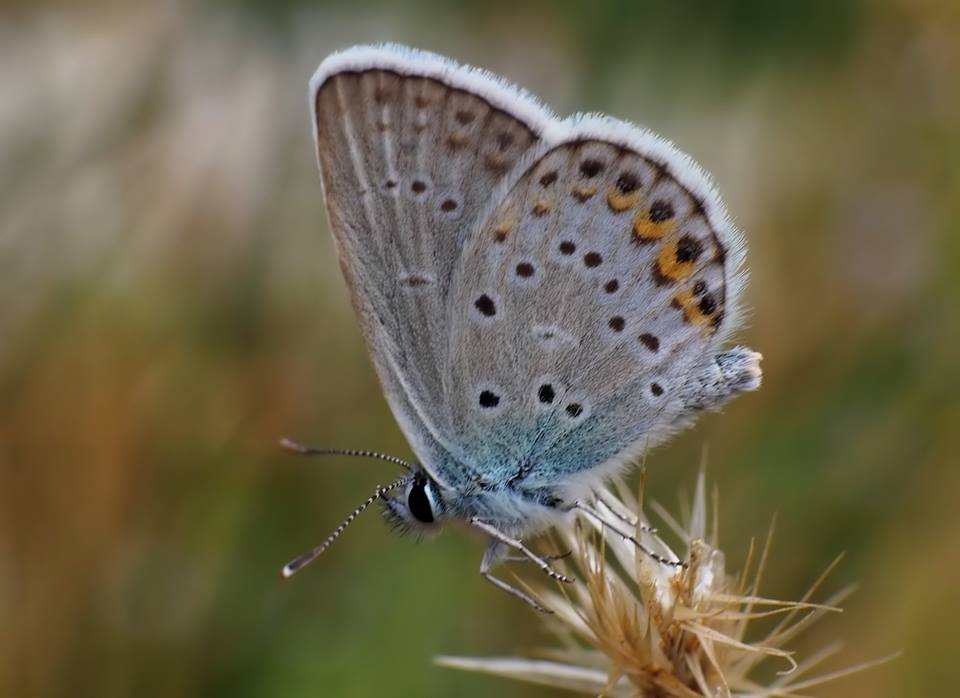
[
  {"x1": 502, "y1": 549, "x2": 572, "y2": 564},
  {"x1": 593, "y1": 490, "x2": 657, "y2": 534},
  {"x1": 572, "y1": 501, "x2": 685, "y2": 569},
  {"x1": 480, "y1": 542, "x2": 553, "y2": 614},
  {"x1": 471, "y1": 518, "x2": 575, "y2": 584}
]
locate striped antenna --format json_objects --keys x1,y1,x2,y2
[
  {"x1": 280, "y1": 474, "x2": 413, "y2": 579},
  {"x1": 279, "y1": 437, "x2": 413, "y2": 471}
]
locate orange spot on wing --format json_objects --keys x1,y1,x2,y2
[
  {"x1": 493, "y1": 220, "x2": 513, "y2": 242},
  {"x1": 532, "y1": 201, "x2": 552, "y2": 217},
  {"x1": 633, "y1": 213, "x2": 675, "y2": 243},
  {"x1": 672, "y1": 287, "x2": 720, "y2": 333},
  {"x1": 572, "y1": 186, "x2": 597, "y2": 202},
  {"x1": 655, "y1": 241, "x2": 695, "y2": 283},
  {"x1": 607, "y1": 188, "x2": 643, "y2": 212}
]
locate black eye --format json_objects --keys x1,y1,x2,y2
[{"x1": 408, "y1": 481, "x2": 434, "y2": 523}]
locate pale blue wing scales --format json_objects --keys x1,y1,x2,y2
[
  {"x1": 446, "y1": 133, "x2": 757, "y2": 490},
  {"x1": 312, "y1": 46, "x2": 547, "y2": 487}
]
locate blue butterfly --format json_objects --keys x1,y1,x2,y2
[{"x1": 283, "y1": 44, "x2": 761, "y2": 611}]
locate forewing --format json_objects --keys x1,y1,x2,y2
[
  {"x1": 446, "y1": 123, "x2": 747, "y2": 489},
  {"x1": 312, "y1": 45, "x2": 550, "y2": 486}
]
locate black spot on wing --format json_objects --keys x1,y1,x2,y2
[{"x1": 475, "y1": 294, "x2": 496, "y2": 316}]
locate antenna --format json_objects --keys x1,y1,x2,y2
[
  {"x1": 279, "y1": 437, "x2": 413, "y2": 471},
  {"x1": 281, "y1": 474, "x2": 413, "y2": 578}
]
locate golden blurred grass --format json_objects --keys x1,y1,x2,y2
[{"x1": 1, "y1": 2, "x2": 958, "y2": 696}]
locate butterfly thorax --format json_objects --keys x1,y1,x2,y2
[{"x1": 446, "y1": 482, "x2": 569, "y2": 537}]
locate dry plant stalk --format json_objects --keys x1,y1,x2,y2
[{"x1": 439, "y1": 471, "x2": 894, "y2": 697}]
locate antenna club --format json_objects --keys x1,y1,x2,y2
[{"x1": 279, "y1": 437, "x2": 306, "y2": 453}]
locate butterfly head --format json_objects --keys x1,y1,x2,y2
[
  {"x1": 278, "y1": 439, "x2": 448, "y2": 578},
  {"x1": 381, "y1": 467, "x2": 446, "y2": 536}
]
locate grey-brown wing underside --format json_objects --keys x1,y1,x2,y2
[
  {"x1": 445, "y1": 135, "x2": 760, "y2": 490},
  {"x1": 312, "y1": 47, "x2": 547, "y2": 486}
]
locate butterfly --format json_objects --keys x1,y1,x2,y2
[{"x1": 282, "y1": 44, "x2": 761, "y2": 611}]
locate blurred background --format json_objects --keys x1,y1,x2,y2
[{"x1": 2, "y1": 0, "x2": 958, "y2": 696}]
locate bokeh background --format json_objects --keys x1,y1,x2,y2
[{"x1": 2, "y1": 1, "x2": 958, "y2": 696}]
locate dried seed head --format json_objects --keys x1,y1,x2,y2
[{"x1": 439, "y1": 471, "x2": 895, "y2": 696}]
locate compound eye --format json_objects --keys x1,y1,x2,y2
[{"x1": 407, "y1": 481, "x2": 435, "y2": 524}]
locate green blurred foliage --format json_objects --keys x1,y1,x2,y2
[{"x1": 1, "y1": 1, "x2": 958, "y2": 696}]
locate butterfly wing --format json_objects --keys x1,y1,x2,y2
[
  {"x1": 311, "y1": 45, "x2": 552, "y2": 487},
  {"x1": 446, "y1": 119, "x2": 760, "y2": 492}
]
